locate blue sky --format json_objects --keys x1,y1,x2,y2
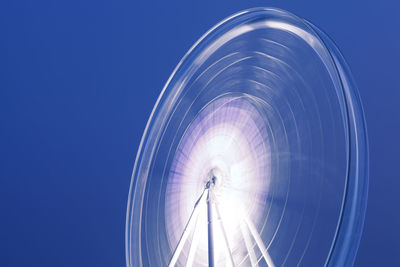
[{"x1": 0, "y1": 0, "x2": 399, "y2": 266}]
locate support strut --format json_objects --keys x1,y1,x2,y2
[{"x1": 207, "y1": 189, "x2": 215, "y2": 267}]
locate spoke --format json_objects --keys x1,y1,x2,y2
[
  {"x1": 211, "y1": 191, "x2": 235, "y2": 267},
  {"x1": 168, "y1": 190, "x2": 206, "y2": 267},
  {"x1": 240, "y1": 221, "x2": 258, "y2": 267},
  {"x1": 243, "y1": 216, "x2": 275, "y2": 267}
]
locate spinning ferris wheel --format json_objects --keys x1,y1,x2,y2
[{"x1": 126, "y1": 8, "x2": 368, "y2": 267}]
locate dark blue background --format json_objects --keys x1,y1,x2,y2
[{"x1": 0, "y1": 0, "x2": 399, "y2": 266}]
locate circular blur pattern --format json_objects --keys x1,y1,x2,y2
[{"x1": 126, "y1": 8, "x2": 368, "y2": 267}]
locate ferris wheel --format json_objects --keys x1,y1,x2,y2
[{"x1": 126, "y1": 8, "x2": 368, "y2": 267}]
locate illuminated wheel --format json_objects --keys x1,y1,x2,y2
[{"x1": 126, "y1": 8, "x2": 368, "y2": 267}]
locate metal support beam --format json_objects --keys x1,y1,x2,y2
[
  {"x1": 244, "y1": 216, "x2": 275, "y2": 267},
  {"x1": 240, "y1": 221, "x2": 258, "y2": 267},
  {"x1": 207, "y1": 189, "x2": 215, "y2": 267},
  {"x1": 168, "y1": 190, "x2": 206, "y2": 267},
  {"x1": 185, "y1": 203, "x2": 201, "y2": 267},
  {"x1": 211, "y1": 191, "x2": 235, "y2": 267}
]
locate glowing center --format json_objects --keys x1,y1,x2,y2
[{"x1": 165, "y1": 96, "x2": 271, "y2": 265}]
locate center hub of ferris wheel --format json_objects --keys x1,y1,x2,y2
[
  {"x1": 205, "y1": 176, "x2": 216, "y2": 189},
  {"x1": 205, "y1": 167, "x2": 223, "y2": 190}
]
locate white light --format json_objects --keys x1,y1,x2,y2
[{"x1": 165, "y1": 96, "x2": 271, "y2": 265}]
